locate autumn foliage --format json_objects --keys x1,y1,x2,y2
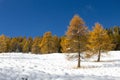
[
  {"x1": 87, "y1": 23, "x2": 114, "y2": 61},
  {"x1": 65, "y1": 15, "x2": 88, "y2": 67}
]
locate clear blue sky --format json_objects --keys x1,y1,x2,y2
[{"x1": 0, "y1": 0, "x2": 120, "y2": 37}]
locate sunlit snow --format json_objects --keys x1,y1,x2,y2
[{"x1": 0, "y1": 51, "x2": 120, "y2": 80}]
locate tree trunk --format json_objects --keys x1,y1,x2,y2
[
  {"x1": 97, "y1": 50, "x2": 101, "y2": 62},
  {"x1": 77, "y1": 52, "x2": 81, "y2": 67},
  {"x1": 77, "y1": 34, "x2": 81, "y2": 68}
]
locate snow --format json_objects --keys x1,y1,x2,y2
[{"x1": 0, "y1": 51, "x2": 120, "y2": 80}]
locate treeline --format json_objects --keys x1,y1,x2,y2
[
  {"x1": 0, "y1": 26, "x2": 120, "y2": 53},
  {"x1": 0, "y1": 15, "x2": 120, "y2": 54},
  {"x1": 0, "y1": 32, "x2": 61, "y2": 54},
  {"x1": 0, "y1": 33, "x2": 60, "y2": 54}
]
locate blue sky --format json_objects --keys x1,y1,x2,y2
[{"x1": 0, "y1": 0, "x2": 120, "y2": 37}]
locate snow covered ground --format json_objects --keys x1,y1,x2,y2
[{"x1": 0, "y1": 51, "x2": 120, "y2": 80}]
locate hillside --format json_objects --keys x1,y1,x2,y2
[{"x1": 0, "y1": 51, "x2": 120, "y2": 80}]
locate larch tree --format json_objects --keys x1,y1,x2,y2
[
  {"x1": 60, "y1": 36, "x2": 74, "y2": 53},
  {"x1": 40, "y1": 32, "x2": 57, "y2": 54},
  {"x1": 31, "y1": 37, "x2": 42, "y2": 54},
  {"x1": 6, "y1": 37, "x2": 11, "y2": 52},
  {"x1": 87, "y1": 23, "x2": 114, "y2": 62},
  {"x1": 16, "y1": 37, "x2": 25, "y2": 52},
  {"x1": 53, "y1": 36, "x2": 60, "y2": 53},
  {"x1": 28, "y1": 37, "x2": 33, "y2": 52},
  {"x1": 23, "y1": 39, "x2": 29, "y2": 53},
  {"x1": 0, "y1": 34, "x2": 9, "y2": 53},
  {"x1": 23, "y1": 37, "x2": 33, "y2": 53},
  {"x1": 66, "y1": 15, "x2": 88, "y2": 67},
  {"x1": 40, "y1": 32, "x2": 51, "y2": 54},
  {"x1": 9, "y1": 38, "x2": 19, "y2": 52}
]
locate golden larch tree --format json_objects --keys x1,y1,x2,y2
[
  {"x1": 53, "y1": 36, "x2": 60, "y2": 53},
  {"x1": 87, "y1": 23, "x2": 114, "y2": 62},
  {"x1": 23, "y1": 39, "x2": 29, "y2": 53},
  {"x1": 66, "y1": 15, "x2": 88, "y2": 67},
  {"x1": 60, "y1": 36, "x2": 75, "y2": 53},
  {"x1": 31, "y1": 37, "x2": 42, "y2": 54},
  {"x1": 40, "y1": 32, "x2": 59, "y2": 54},
  {"x1": 23, "y1": 37, "x2": 33, "y2": 53},
  {"x1": 0, "y1": 34, "x2": 9, "y2": 53}
]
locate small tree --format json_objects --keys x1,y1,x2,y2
[
  {"x1": 87, "y1": 23, "x2": 114, "y2": 62},
  {"x1": 66, "y1": 15, "x2": 88, "y2": 67}
]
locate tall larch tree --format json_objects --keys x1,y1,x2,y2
[
  {"x1": 66, "y1": 15, "x2": 88, "y2": 67},
  {"x1": 87, "y1": 23, "x2": 114, "y2": 62}
]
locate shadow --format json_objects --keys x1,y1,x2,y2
[
  {"x1": 0, "y1": 67, "x2": 120, "y2": 80},
  {"x1": 15, "y1": 72, "x2": 120, "y2": 80}
]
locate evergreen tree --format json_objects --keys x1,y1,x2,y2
[
  {"x1": 111, "y1": 26, "x2": 120, "y2": 50},
  {"x1": 87, "y1": 23, "x2": 114, "y2": 62},
  {"x1": 66, "y1": 15, "x2": 88, "y2": 67}
]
